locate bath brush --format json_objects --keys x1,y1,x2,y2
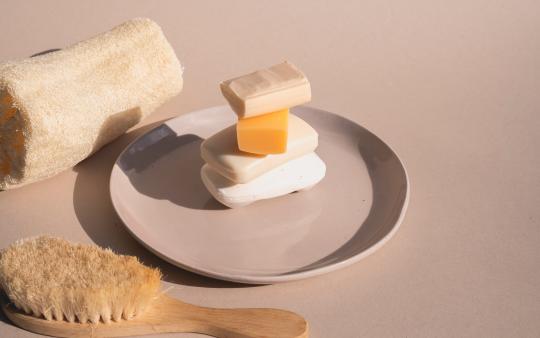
[{"x1": 0, "y1": 236, "x2": 308, "y2": 338}]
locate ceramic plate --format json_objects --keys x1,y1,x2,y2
[{"x1": 110, "y1": 106, "x2": 409, "y2": 284}]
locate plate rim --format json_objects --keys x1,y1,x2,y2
[{"x1": 109, "y1": 105, "x2": 410, "y2": 284}]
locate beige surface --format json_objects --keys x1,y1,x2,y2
[{"x1": 0, "y1": 1, "x2": 539, "y2": 337}]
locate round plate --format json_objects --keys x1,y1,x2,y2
[{"x1": 110, "y1": 106, "x2": 409, "y2": 284}]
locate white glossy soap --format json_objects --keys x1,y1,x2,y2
[
  {"x1": 200, "y1": 114, "x2": 318, "y2": 183},
  {"x1": 201, "y1": 152, "x2": 326, "y2": 208}
]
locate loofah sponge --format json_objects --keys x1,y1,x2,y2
[
  {"x1": 0, "y1": 18, "x2": 183, "y2": 189},
  {"x1": 0, "y1": 236, "x2": 161, "y2": 324}
]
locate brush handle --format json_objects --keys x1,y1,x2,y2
[
  {"x1": 166, "y1": 297, "x2": 309, "y2": 338},
  {"x1": 2, "y1": 295, "x2": 309, "y2": 338}
]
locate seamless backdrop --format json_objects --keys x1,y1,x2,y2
[{"x1": 0, "y1": 1, "x2": 539, "y2": 337}]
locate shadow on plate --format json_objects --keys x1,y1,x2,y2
[
  {"x1": 72, "y1": 118, "x2": 251, "y2": 288},
  {"x1": 116, "y1": 124, "x2": 226, "y2": 211}
]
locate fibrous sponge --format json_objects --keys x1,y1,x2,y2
[{"x1": 0, "y1": 18, "x2": 183, "y2": 189}]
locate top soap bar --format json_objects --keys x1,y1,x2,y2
[{"x1": 220, "y1": 61, "x2": 311, "y2": 118}]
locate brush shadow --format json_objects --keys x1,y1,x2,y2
[
  {"x1": 0, "y1": 293, "x2": 10, "y2": 325},
  {"x1": 73, "y1": 117, "x2": 251, "y2": 288}
]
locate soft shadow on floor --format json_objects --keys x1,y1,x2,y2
[{"x1": 72, "y1": 118, "x2": 250, "y2": 288}]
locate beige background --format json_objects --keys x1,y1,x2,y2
[{"x1": 1, "y1": 0, "x2": 539, "y2": 337}]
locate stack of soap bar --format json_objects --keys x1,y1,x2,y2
[{"x1": 200, "y1": 61, "x2": 325, "y2": 208}]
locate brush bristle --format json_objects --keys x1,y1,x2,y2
[{"x1": 0, "y1": 236, "x2": 161, "y2": 324}]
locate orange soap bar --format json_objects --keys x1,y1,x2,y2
[{"x1": 237, "y1": 109, "x2": 289, "y2": 154}]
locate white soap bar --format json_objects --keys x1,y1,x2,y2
[
  {"x1": 200, "y1": 114, "x2": 318, "y2": 183},
  {"x1": 220, "y1": 61, "x2": 311, "y2": 118},
  {"x1": 201, "y1": 152, "x2": 326, "y2": 208}
]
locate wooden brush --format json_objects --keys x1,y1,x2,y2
[{"x1": 0, "y1": 236, "x2": 308, "y2": 338}]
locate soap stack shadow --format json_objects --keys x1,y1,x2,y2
[{"x1": 117, "y1": 124, "x2": 225, "y2": 210}]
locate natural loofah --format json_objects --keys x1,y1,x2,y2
[
  {"x1": 0, "y1": 18, "x2": 183, "y2": 189},
  {"x1": 0, "y1": 236, "x2": 161, "y2": 324}
]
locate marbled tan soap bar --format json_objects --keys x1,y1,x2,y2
[
  {"x1": 220, "y1": 61, "x2": 311, "y2": 118},
  {"x1": 200, "y1": 114, "x2": 318, "y2": 183}
]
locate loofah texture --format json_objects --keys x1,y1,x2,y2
[
  {"x1": 0, "y1": 236, "x2": 161, "y2": 324},
  {"x1": 0, "y1": 18, "x2": 183, "y2": 190}
]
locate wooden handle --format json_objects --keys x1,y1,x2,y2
[
  {"x1": 179, "y1": 304, "x2": 309, "y2": 338},
  {"x1": 2, "y1": 294, "x2": 308, "y2": 338}
]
